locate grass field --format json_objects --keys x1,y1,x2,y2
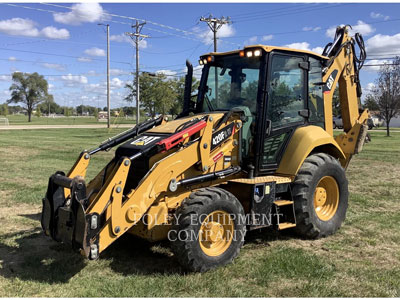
[
  {"x1": 0, "y1": 128, "x2": 399, "y2": 297},
  {"x1": 2, "y1": 114, "x2": 139, "y2": 125}
]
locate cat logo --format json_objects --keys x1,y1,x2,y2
[
  {"x1": 131, "y1": 135, "x2": 160, "y2": 146},
  {"x1": 323, "y1": 69, "x2": 338, "y2": 94},
  {"x1": 326, "y1": 74, "x2": 334, "y2": 90}
]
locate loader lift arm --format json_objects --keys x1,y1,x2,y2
[{"x1": 42, "y1": 113, "x2": 243, "y2": 259}]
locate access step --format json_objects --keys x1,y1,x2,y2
[
  {"x1": 278, "y1": 222, "x2": 296, "y2": 230},
  {"x1": 274, "y1": 200, "x2": 296, "y2": 230},
  {"x1": 274, "y1": 199, "x2": 293, "y2": 206}
]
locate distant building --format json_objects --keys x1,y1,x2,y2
[{"x1": 98, "y1": 111, "x2": 108, "y2": 119}]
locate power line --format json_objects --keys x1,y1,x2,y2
[
  {"x1": 230, "y1": 3, "x2": 307, "y2": 18},
  {"x1": 41, "y1": 3, "x2": 203, "y2": 38},
  {"x1": 233, "y1": 3, "x2": 345, "y2": 23},
  {"x1": 39, "y1": 3, "x2": 241, "y2": 47},
  {"x1": 223, "y1": 17, "x2": 400, "y2": 40},
  {"x1": 233, "y1": 3, "x2": 321, "y2": 20},
  {"x1": 0, "y1": 47, "x2": 132, "y2": 65},
  {"x1": 4, "y1": 3, "x2": 240, "y2": 48}
]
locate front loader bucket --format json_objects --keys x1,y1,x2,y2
[{"x1": 41, "y1": 173, "x2": 99, "y2": 259}]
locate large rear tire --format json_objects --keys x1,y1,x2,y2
[
  {"x1": 292, "y1": 153, "x2": 348, "y2": 239},
  {"x1": 170, "y1": 187, "x2": 246, "y2": 272}
]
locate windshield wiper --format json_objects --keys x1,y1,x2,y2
[{"x1": 204, "y1": 93, "x2": 215, "y2": 111}]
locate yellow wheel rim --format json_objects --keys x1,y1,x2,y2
[
  {"x1": 314, "y1": 176, "x2": 339, "y2": 221},
  {"x1": 199, "y1": 210, "x2": 234, "y2": 257}
]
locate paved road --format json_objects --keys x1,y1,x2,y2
[{"x1": 0, "y1": 124, "x2": 135, "y2": 130}]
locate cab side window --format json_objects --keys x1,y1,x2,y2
[
  {"x1": 308, "y1": 57, "x2": 324, "y2": 127},
  {"x1": 267, "y1": 55, "x2": 306, "y2": 128}
]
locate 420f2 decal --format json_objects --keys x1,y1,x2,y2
[{"x1": 211, "y1": 123, "x2": 235, "y2": 151}]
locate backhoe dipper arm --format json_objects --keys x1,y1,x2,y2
[{"x1": 321, "y1": 26, "x2": 368, "y2": 167}]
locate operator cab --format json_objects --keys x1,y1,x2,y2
[{"x1": 195, "y1": 46, "x2": 327, "y2": 176}]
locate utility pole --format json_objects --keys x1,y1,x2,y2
[
  {"x1": 126, "y1": 21, "x2": 149, "y2": 125},
  {"x1": 200, "y1": 15, "x2": 231, "y2": 106},
  {"x1": 200, "y1": 15, "x2": 231, "y2": 52},
  {"x1": 98, "y1": 23, "x2": 111, "y2": 128}
]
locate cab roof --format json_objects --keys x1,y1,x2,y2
[{"x1": 202, "y1": 44, "x2": 329, "y2": 60}]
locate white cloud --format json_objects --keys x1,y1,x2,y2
[
  {"x1": 0, "y1": 18, "x2": 69, "y2": 39},
  {"x1": 8, "y1": 57, "x2": 17, "y2": 61},
  {"x1": 2, "y1": 90, "x2": 11, "y2": 96},
  {"x1": 180, "y1": 65, "x2": 203, "y2": 80},
  {"x1": 326, "y1": 21, "x2": 375, "y2": 39},
  {"x1": 139, "y1": 39, "x2": 148, "y2": 49},
  {"x1": 156, "y1": 70, "x2": 177, "y2": 77},
  {"x1": 110, "y1": 33, "x2": 130, "y2": 43},
  {"x1": 110, "y1": 69, "x2": 130, "y2": 76},
  {"x1": 303, "y1": 26, "x2": 321, "y2": 32},
  {"x1": 61, "y1": 74, "x2": 88, "y2": 84},
  {"x1": 370, "y1": 12, "x2": 390, "y2": 21},
  {"x1": 77, "y1": 57, "x2": 92, "y2": 63},
  {"x1": 41, "y1": 26, "x2": 70, "y2": 39},
  {"x1": 284, "y1": 42, "x2": 323, "y2": 54},
  {"x1": 41, "y1": 63, "x2": 65, "y2": 71},
  {"x1": 0, "y1": 18, "x2": 39, "y2": 37},
  {"x1": 366, "y1": 32, "x2": 400, "y2": 56},
  {"x1": 84, "y1": 47, "x2": 106, "y2": 57},
  {"x1": 312, "y1": 46, "x2": 324, "y2": 54},
  {"x1": 362, "y1": 82, "x2": 376, "y2": 95},
  {"x1": 193, "y1": 65, "x2": 203, "y2": 80},
  {"x1": 248, "y1": 36, "x2": 258, "y2": 44},
  {"x1": 110, "y1": 77, "x2": 124, "y2": 89},
  {"x1": 195, "y1": 24, "x2": 235, "y2": 45},
  {"x1": 87, "y1": 70, "x2": 97, "y2": 76},
  {"x1": 0, "y1": 75, "x2": 11, "y2": 81},
  {"x1": 285, "y1": 42, "x2": 311, "y2": 51},
  {"x1": 262, "y1": 35, "x2": 273, "y2": 42},
  {"x1": 53, "y1": 3, "x2": 106, "y2": 26}
]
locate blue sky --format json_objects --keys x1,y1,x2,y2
[{"x1": 0, "y1": 2, "x2": 399, "y2": 109}]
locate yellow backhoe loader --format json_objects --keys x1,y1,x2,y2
[{"x1": 41, "y1": 26, "x2": 369, "y2": 272}]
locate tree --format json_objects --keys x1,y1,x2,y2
[
  {"x1": 0, "y1": 103, "x2": 8, "y2": 116},
  {"x1": 170, "y1": 76, "x2": 199, "y2": 116},
  {"x1": 40, "y1": 95, "x2": 62, "y2": 115},
  {"x1": 7, "y1": 72, "x2": 51, "y2": 122},
  {"x1": 35, "y1": 106, "x2": 41, "y2": 118},
  {"x1": 371, "y1": 57, "x2": 400, "y2": 136},
  {"x1": 64, "y1": 106, "x2": 72, "y2": 117},
  {"x1": 332, "y1": 87, "x2": 340, "y2": 116},
  {"x1": 125, "y1": 73, "x2": 177, "y2": 118},
  {"x1": 363, "y1": 94, "x2": 379, "y2": 111},
  {"x1": 93, "y1": 107, "x2": 99, "y2": 119}
]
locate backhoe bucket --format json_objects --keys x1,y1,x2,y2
[{"x1": 41, "y1": 172, "x2": 98, "y2": 259}]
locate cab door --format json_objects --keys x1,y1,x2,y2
[{"x1": 258, "y1": 53, "x2": 307, "y2": 173}]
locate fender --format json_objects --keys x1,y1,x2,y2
[{"x1": 276, "y1": 125, "x2": 345, "y2": 176}]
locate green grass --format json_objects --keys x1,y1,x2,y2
[
  {"x1": 0, "y1": 129, "x2": 400, "y2": 297},
  {"x1": 2, "y1": 114, "x2": 140, "y2": 125}
]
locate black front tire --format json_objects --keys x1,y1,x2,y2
[
  {"x1": 170, "y1": 187, "x2": 246, "y2": 272},
  {"x1": 292, "y1": 153, "x2": 348, "y2": 239}
]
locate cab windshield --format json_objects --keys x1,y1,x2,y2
[{"x1": 198, "y1": 55, "x2": 261, "y2": 116}]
